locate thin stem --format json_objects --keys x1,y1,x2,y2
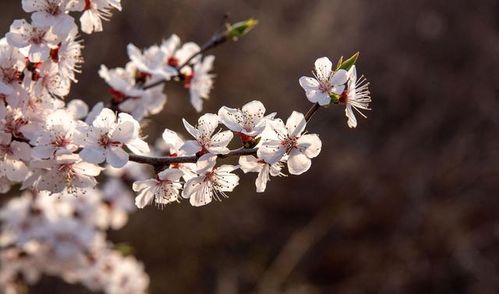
[
  {"x1": 127, "y1": 103, "x2": 322, "y2": 167},
  {"x1": 305, "y1": 103, "x2": 320, "y2": 122}
]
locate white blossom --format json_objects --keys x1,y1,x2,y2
[
  {"x1": 218, "y1": 100, "x2": 276, "y2": 139},
  {"x1": 188, "y1": 55, "x2": 215, "y2": 112},
  {"x1": 239, "y1": 155, "x2": 284, "y2": 193},
  {"x1": 341, "y1": 65, "x2": 371, "y2": 128},
  {"x1": 182, "y1": 154, "x2": 239, "y2": 207},
  {"x1": 75, "y1": 108, "x2": 149, "y2": 168},
  {"x1": 77, "y1": 0, "x2": 122, "y2": 34},
  {"x1": 133, "y1": 168, "x2": 184, "y2": 209},
  {"x1": 0, "y1": 132, "x2": 31, "y2": 182},
  {"x1": 257, "y1": 111, "x2": 322, "y2": 175},
  {"x1": 299, "y1": 57, "x2": 348, "y2": 106},
  {"x1": 181, "y1": 113, "x2": 233, "y2": 155}
]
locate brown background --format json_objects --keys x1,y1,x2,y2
[{"x1": 1, "y1": 0, "x2": 499, "y2": 293}]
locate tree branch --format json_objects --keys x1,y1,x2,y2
[{"x1": 128, "y1": 103, "x2": 322, "y2": 167}]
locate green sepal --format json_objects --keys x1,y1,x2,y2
[
  {"x1": 330, "y1": 93, "x2": 340, "y2": 104},
  {"x1": 337, "y1": 52, "x2": 359, "y2": 71}
]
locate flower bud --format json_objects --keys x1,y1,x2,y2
[{"x1": 227, "y1": 18, "x2": 258, "y2": 40}]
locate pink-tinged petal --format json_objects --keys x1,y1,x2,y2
[
  {"x1": 182, "y1": 118, "x2": 199, "y2": 138},
  {"x1": 93, "y1": 108, "x2": 116, "y2": 129},
  {"x1": 6, "y1": 19, "x2": 31, "y2": 48},
  {"x1": 196, "y1": 153, "x2": 217, "y2": 174},
  {"x1": 285, "y1": 111, "x2": 307, "y2": 137},
  {"x1": 208, "y1": 130, "x2": 233, "y2": 155},
  {"x1": 79, "y1": 146, "x2": 106, "y2": 164},
  {"x1": 158, "y1": 168, "x2": 184, "y2": 181},
  {"x1": 255, "y1": 164, "x2": 270, "y2": 193},
  {"x1": 106, "y1": 147, "x2": 129, "y2": 168},
  {"x1": 5, "y1": 160, "x2": 28, "y2": 182},
  {"x1": 74, "y1": 162, "x2": 103, "y2": 177},
  {"x1": 73, "y1": 174, "x2": 97, "y2": 189},
  {"x1": 345, "y1": 105, "x2": 357, "y2": 128},
  {"x1": 10, "y1": 141, "x2": 31, "y2": 160},
  {"x1": 126, "y1": 139, "x2": 150, "y2": 155},
  {"x1": 180, "y1": 140, "x2": 202, "y2": 155},
  {"x1": 314, "y1": 57, "x2": 333, "y2": 81},
  {"x1": 257, "y1": 140, "x2": 286, "y2": 164},
  {"x1": 299, "y1": 76, "x2": 320, "y2": 91},
  {"x1": 22, "y1": 0, "x2": 46, "y2": 12},
  {"x1": 348, "y1": 65, "x2": 358, "y2": 83},
  {"x1": 111, "y1": 121, "x2": 135, "y2": 143},
  {"x1": 218, "y1": 106, "x2": 243, "y2": 132},
  {"x1": 330, "y1": 69, "x2": 348, "y2": 85},
  {"x1": 197, "y1": 113, "x2": 219, "y2": 137},
  {"x1": 308, "y1": 91, "x2": 331, "y2": 106},
  {"x1": 297, "y1": 134, "x2": 322, "y2": 158},
  {"x1": 331, "y1": 84, "x2": 345, "y2": 95},
  {"x1": 132, "y1": 179, "x2": 158, "y2": 192},
  {"x1": 242, "y1": 100, "x2": 266, "y2": 118},
  {"x1": 32, "y1": 145, "x2": 55, "y2": 159},
  {"x1": 287, "y1": 149, "x2": 312, "y2": 175},
  {"x1": 134, "y1": 187, "x2": 154, "y2": 209},
  {"x1": 239, "y1": 155, "x2": 263, "y2": 173},
  {"x1": 66, "y1": 99, "x2": 89, "y2": 119}
]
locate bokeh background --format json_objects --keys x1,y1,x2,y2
[{"x1": 1, "y1": 0, "x2": 499, "y2": 293}]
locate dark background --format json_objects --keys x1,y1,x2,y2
[{"x1": 1, "y1": 0, "x2": 499, "y2": 293}]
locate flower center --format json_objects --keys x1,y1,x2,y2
[
  {"x1": 167, "y1": 57, "x2": 179, "y2": 67},
  {"x1": 281, "y1": 136, "x2": 298, "y2": 154},
  {"x1": 53, "y1": 135, "x2": 70, "y2": 147},
  {"x1": 84, "y1": 0, "x2": 92, "y2": 10},
  {"x1": 98, "y1": 134, "x2": 122, "y2": 148}
]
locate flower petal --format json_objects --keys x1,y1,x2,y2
[{"x1": 287, "y1": 149, "x2": 312, "y2": 175}]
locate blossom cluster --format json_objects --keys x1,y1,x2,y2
[
  {"x1": 0, "y1": 0, "x2": 371, "y2": 292},
  {"x1": 0, "y1": 183, "x2": 148, "y2": 294},
  {"x1": 99, "y1": 33, "x2": 215, "y2": 119}
]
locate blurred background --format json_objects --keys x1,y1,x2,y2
[{"x1": 1, "y1": 0, "x2": 499, "y2": 293}]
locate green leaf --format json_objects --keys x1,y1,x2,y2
[
  {"x1": 338, "y1": 52, "x2": 359, "y2": 71},
  {"x1": 335, "y1": 56, "x2": 344, "y2": 70}
]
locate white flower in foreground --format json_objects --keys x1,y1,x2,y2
[
  {"x1": 188, "y1": 55, "x2": 215, "y2": 112},
  {"x1": 258, "y1": 111, "x2": 322, "y2": 175},
  {"x1": 239, "y1": 155, "x2": 284, "y2": 193},
  {"x1": 133, "y1": 168, "x2": 184, "y2": 209},
  {"x1": 6, "y1": 19, "x2": 59, "y2": 62},
  {"x1": 181, "y1": 113, "x2": 233, "y2": 155},
  {"x1": 31, "y1": 109, "x2": 78, "y2": 159},
  {"x1": 28, "y1": 154, "x2": 103, "y2": 193},
  {"x1": 299, "y1": 57, "x2": 348, "y2": 106},
  {"x1": 218, "y1": 100, "x2": 276, "y2": 139},
  {"x1": 340, "y1": 65, "x2": 372, "y2": 128},
  {"x1": 0, "y1": 39, "x2": 25, "y2": 98},
  {"x1": 182, "y1": 154, "x2": 239, "y2": 207},
  {"x1": 75, "y1": 108, "x2": 149, "y2": 168}
]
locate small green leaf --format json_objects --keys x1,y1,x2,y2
[
  {"x1": 227, "y1": 18, "x2": 258, "y2": 40},
  {"x1": 335, "y1": 56, "x2": 344, "y2": 70},
  {"x1": 338, "y1": 52, "x2": 359, "y2": 71}
]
